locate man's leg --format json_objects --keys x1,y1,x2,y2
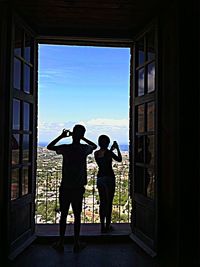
[
  {"x1": 73, "y1": 211, "x2": 81, "y2": 248},
  {"x1": 72, "y1": 187, "x2": 85, "y2": 252},
  {"x1": 59, "y1": 209, "x2": 69, "y2": 246},
  {"x1": 53, "y1": 188, "x2": 70, "y2": 251},
  {"x1": 53, "y1": 209, "x2": 69, "y2": 251}
]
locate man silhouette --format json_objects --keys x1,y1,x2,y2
[{"x1": 47, "y1": 124, "x2": 97, "y2": 252}]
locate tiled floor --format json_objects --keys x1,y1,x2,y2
[
  {"x1": 36, "y1": 223, "x2": 131, "y2": 238},
  {"x1": 10, "y1": 241, "x2": 160, "y2": 267},
  {"x1": 9, "y1": 224, "x2": 161, "y2": 267}
]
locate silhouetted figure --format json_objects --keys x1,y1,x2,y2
[
  {"x1": 94, "y1": 135, "x2": 122, "y2": 233},
  {"x1": 47, "y1": 124, "x2": 97, "y2": 252}
]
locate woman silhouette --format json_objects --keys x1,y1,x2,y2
[{"x1": 94, "y1": 135, "x2": 122, "y2": 233}]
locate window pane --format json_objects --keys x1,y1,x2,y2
[
  {"x1": 13, "y1": 99, "x2": 20, "y2": 130},
  {"x1": 12, "y1": 134, "x2": 20, "y2": 165},
  {"x1": 14, "y1": 27, "x2": 22, "y2": 57},
  {"x1": 136, "y1": 136, "x2": 144, "y2": 163},
  {"x1": 22, "y1": 167, "x2": 29, "y2": 195},
  {"x1": 137, "y1": 38, "x2": 145, "y2": 66},
  {"x1": 137, "y1": 104, "x2": 145, "y2": 133},
  {"x1": 147, "y1": 102, "x2": 155, "y2": 131},
  {"x1": 13, "y1": 58, "x2": 21, "y2": 90},
  {"x1": 24, "y1": 64, "x2": 30, "y2": 93},
  {"x1": 147, "y1": 62, "x2": 155, "y2": 93},
  {"x1": 23, "y1": 102, "x2": 30, "y2": 130},
  {"x1": 23, "y1": 134, "x2": 29, "y2": 162},
  {"x1": 24, "y1": 34, "x2": 31, "y2": 62},
  {"x1": 147, "y1": 30, "x2": 155, "y2": 61},
  {"x1": 146, "y1": 168, "x2": 155, "y2": 199},
  {"x1": 135, "y1": 166, "x2": 144, "y2": 194},
  {"x1": 137, "y1": 68, "x2": 145, "y2": 96},
  {"x1": 11, "y1": 168, "x2": 19, "y2": 200},
  {"x1": 146, "y1": 135, "x2": 154, "y2": 166}
]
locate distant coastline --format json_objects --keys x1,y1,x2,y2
[{"x1": 38, "y1": 142, "x2": 129, "y2": 152}]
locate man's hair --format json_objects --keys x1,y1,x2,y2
[
  {"x1": 98, "y1": 135, "x2": 110, "y2": 149},
  {"x1": 73, "y1": 124, "x2": 86, "y2": 139}
]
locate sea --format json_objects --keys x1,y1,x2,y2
[{"x1": 38, "y1": 142, "x2": 129, "y2": 152}]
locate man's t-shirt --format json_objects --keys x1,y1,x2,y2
[{"x1": 55, "y1": 143, "x2": 93, "y2": 188}]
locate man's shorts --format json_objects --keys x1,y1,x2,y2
[{"x1": 59, "y1": 186, "x2": 85, "y2": 214}]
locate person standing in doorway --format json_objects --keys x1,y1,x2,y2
[
  {"x1": 47, "y1": 124, "x2": 97, "y2": 252},
  {"x1": 94, "y1": 135, "x2": 122, "y2": 233}
]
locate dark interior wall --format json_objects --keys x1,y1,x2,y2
[
  {"x1": 0, "y1": 4, "x2": 12, "y2": 264},
  {"x1": 0, "y1": 8, "x2": 3, "y2": 264},
  {"x1": 198, "y1": 2, "x2": 200, "y2": 263},
  {"x1": 159, "y1": 1, "x2": 199, "y2": 266},
  {"x1": 197, "y1": 3, "x2": 200, "y2": 265},
  {"x1": 178, "y1": 1, "x2": 199, "y2": 265},
  {"x1": 158, "y1": 4, "x2": 180, "y2": 265}
]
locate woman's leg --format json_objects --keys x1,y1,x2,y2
[
  {"x1": 98, "y1": 184, "x2": 107, "y2": 232},
  {"x1": 106, "y1": 183, "x2": 115, "y2": 230}
]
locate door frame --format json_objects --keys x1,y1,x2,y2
[{"x1": 5, "y1": 8, "x2": 160, "y2": 259}]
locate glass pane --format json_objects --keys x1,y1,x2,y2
[
  {"x1": 135, "y1": 166, "x2": 144, "y2": 194},
  {"x1": 137, "y1": 68, "x2": 145, "y2": 96},
  {"x1": 23, "y1": 134, "x2": 29, "y2": 162},
  {"x1": 147, "y1": 102, "x2": 155, "y2": 131},
  {"x1": 136, "y1": 136, "x2": 144, "y2": 163},
  {"x1": 24, "y1": 34, "x2": 31, "y2": 62},
  {"x1": 23, "y1": 102, "x2": 30, "y2": 130},
  {"x1": 13, "y1": 99, "x2": 20, "y2": 130},
  {"x1": 147, "y1": 62, "x2": 155, "y2": 93},
  {"x1": 24, "y1": 64, "x2": 30, "y2": 93},
  {"x1": 13, "y1": 58, "x2": 21, "y2": 90},
  {"x1": 137, "y1": 38, "x2": 145, "y2": 66},
  {"x1": 137, "y1": 104, "x2": 145, "y2": 133},
  {"x1": 12, "y1": 134, "x2": 20, "y2": 165},
  {"x1": 147, "y1": 30, "x2": 155, "y2": 61},
  {"x1": 11, "y1": 168, "x2": 19, "y2": 200},
  {"x1": 22, "y1": 167, "x2": 29, "y2": 195},
  {"x1": 146, "y1": 135, "x2": 154, "y2": 165},
  {"x1": 146, "y1": 168, "x2": 155, "y2": 199},
  {"x1": 14, "y1": 27, "x2": 22, "y2": 57}
]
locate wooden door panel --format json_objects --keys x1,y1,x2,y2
[
  {"x1": 9, "y1": 13, "x2": 37, "y2": 258},
  {"x1": 130, "y1": 23, "x2": 157, "y2": 256}
]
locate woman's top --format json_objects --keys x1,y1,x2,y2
[{"x1": 95, "y1": 150, "x2": 115, "y2": 178}]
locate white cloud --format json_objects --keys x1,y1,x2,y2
[
  {"x1": 39, "y1": 69, "x2": 63, "y2": 78},
  {"x1": 38, "y1": 118, "x2": 129, "y2": 144},
  {"x1": 86, "y1": 118, "x2": 127, "y2": 127}
]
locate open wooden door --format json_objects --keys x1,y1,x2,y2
[
  {"x1": 130, "y1": 23, "x2": 158, "y2": 257},
  {"x1": 8, "y1": 14, "x2": 38, "y2": 259}
]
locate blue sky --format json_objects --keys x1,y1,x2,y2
[{"x1": 38, "y1": 44, "x2": 130, "y2": 145}]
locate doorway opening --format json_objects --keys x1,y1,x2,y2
[{"x1": 35, "y1": 44, "x2": 131, "y2": 227}]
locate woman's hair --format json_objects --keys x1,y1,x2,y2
[{"x1": 98, "y1": 135, "x2": 110, "y2": 149}]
